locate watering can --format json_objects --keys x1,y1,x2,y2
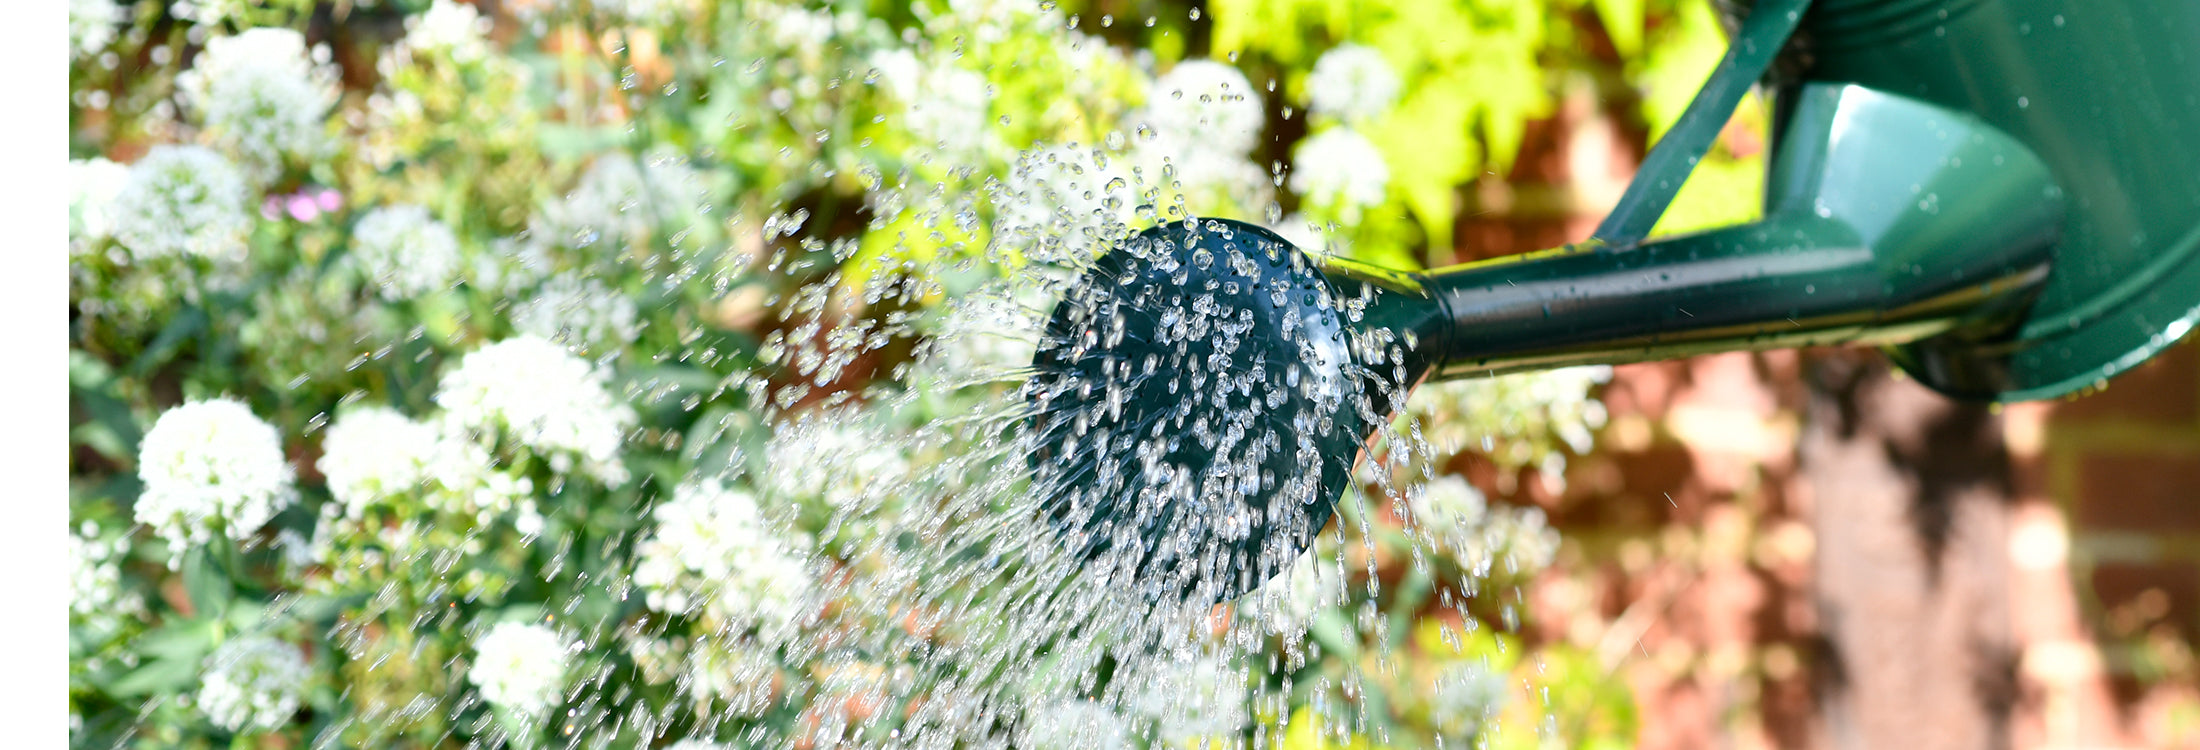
[{"x1": 1024, "y1": 0, "x2": 2200, "y2": 601}]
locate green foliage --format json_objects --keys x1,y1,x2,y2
[{"x1": 62, "y1": 0, "x2": 1724, "y2": 746}]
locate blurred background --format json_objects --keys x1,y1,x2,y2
[{"x1": 66, "y1": 0, "x2": 2199, "y2": 747}]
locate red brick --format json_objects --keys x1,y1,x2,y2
[
  {"x1": 2072, "y1": 451, "x2": 2200, "y2": 533},
  {"x1": 1602, "y1": 360, "x2": 1690, "y2": 421},
  {"x1": 1550, "y1": 442, "x2": 1698, "y2": 528},
  {"x1": 2054, "y1": 338, "x2": 2198, "y2": 427}
]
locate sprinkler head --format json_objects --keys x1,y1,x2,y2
[{"x1": 1025, "y1": 218, "x2": 1372, "y2": 602}]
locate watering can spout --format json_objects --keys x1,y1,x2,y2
[
  {"x1": 1357, "y1": 83, "x2": 2065, "y2": 395},
  {"x1": 1024, "y1": 83, "x2": 2064, "y2": 602}
]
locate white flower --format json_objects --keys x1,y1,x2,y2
[
  {"x1": 513, "y1": 274, "x2": 641, "y2": 356},
  {"x1": 420, "y1": 421, "x2": 536, "y2": 518},
  {"x1": 1142, "y1": 60, "x2": 1265, "y2": 157},
  {"x1": 1429, "y1": 660, "x2": 1509, "y2": 741},
  {"x1": 1408, "y1": 366, "x2": 1610, "y2": 471},
  {"x1": 536, "y1": 151, "x2": 700, "y2": 251},
  {"x1": 316, "y1": 406, "x2": 440, "y2": 517},
  {"x1": 759, "y1": 417, "x2": 910, "y2": 506},
  {"x1": 435, "y1": 335, "x2": 636, "y2": 485},
  {"x1": 865, "y1": 48, "x2": 923, "y2": 103},
  {"x1": 198, "y1": 636, "x2": 309, "y2": 733},
  {"x1": 1134, "y1": 656, "x2": 1250, "y2": 746},
  {"x1": 349, "y1": 204, "x2": 462, "y2": 299},
  {"x1": 110, "y1": 145, "x2": 252, "y2": 262},
  {"x1": 1242, "y1": 553, "x2": 1343, "y2": 634},
  {"x1": 1405, "y1": 475, "x2": 1558, "y2": 578},
  {"x1": 70, "y1": 158, "x2": 132, "y2": 251},
  {"x1": 468, "y1": 622, "x2": 574, "y2": 717},
  {"x1": 1408, "y1": 475, "x2": 1487, "y2": 534},
  {"x1": 1271, "y1": 212, "x2": 1328, "y2": 255},
  {"x1": 633, "y1": 482, "x2": 813, "y2": 641},
  {"x1": 906, "y1": 65, "x2": 996, "y2": 161},
  {"x1": 1021, "y1": 699, "x2": 1132, "y2": 750},
  {"x1": 399, "y1": 0, "x2": 491, "y2": 63},
  {"x1": 1289, "y1": 128, "x2": 1390, "y2": 214},
  {"x1": 134, "y1": 398, "x2": 297, "y2": 562},
  {"x1": 69, "y1": 0, "x2": 122, "y2": 60},
  {"x1": 1130, "y1": 128, "x2": 1272, "y2": 217},
  {"x1": 1306, "y1": 45, "x2": 1401, "y2": 123},
  {"x1": 996, "y1": 142, "x2": 1137, "y2": 266},
  {"x1": 69, "y1": 524, "x2": 142, "y2": 632},
  {"x1": 177, "y1": 28, "x2": 338, "y2": 184}
]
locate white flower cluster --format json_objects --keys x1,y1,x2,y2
[
  {"x1": 397, "y1": 0, "x2": 491, "y2": 64},
  {"x1": 69, "y1": 524, "x2": 142, "y2": 633},
  {"x1": 1142, "y1": 61, "x2": 1266, "y2": 157},
  {"x1": 1242, "y1": 552, "x2": 1344, "y2": 635},
  {"x1": 177, "y1": 28, "x2": 338, "y2": 185},
  {"x1": 759, "y1": 417, "x2": 910, "y2": 507},
  {"x1": 316, "y1": 406, "x2": 439, "y2": 516},
  {"x1": 905, "y1": 66, "x2": 996, "y2": 162},
  {"x1": 633, "y1": 482, "x2": 813, "y2": 641},
  {"x1": 70, "y1": 157, "x2": 132, "y2": 254},
  {"x1": 1428, "y1": 659, "x2": 1509, "y2": 742},
  {"x1": 1406, "y1": 476, "x2": 1561, "y2": 579},
  {"x1": 1271, "y1": 213, "x2": 1329, "y2": 255},
  {"x1": 69, "y1": 0, "x2": 122, "y2": 60},
  {"x1": 1289, "y1": 127, "x2": 1390, "y2": 216},
  {"x1": 1133, "y1": 655, "x2": 1251, "y2": 746},
  {"x1": 1306, "y1": 45, "x2": 1401, "y2": 123},
  {"x1": 1132, "y1": 60, "x2": 1272, "y2": 214},
  {"x1": 198, "y1": 636, "x2": 309, "y2": 733},
  {"x1": 468, "y1": 622, "x2": 574, "y2": 716},
  {"x1": 513, "y1": 274, "x2": 642, "y2": 356},
  {"x1": 536, "y1": 152, "x2": 700, "y2": 253},
  {"x1": 315, "y1": 405, "x2": 536, "y2": 529},
  {"x1": 350, "y1": 204, "x2": 463, "y2": 300},
  {"x1": 109, "y1": 145, "x2": 253, "y2": 262},
  {"x1": 996, "y1": 142, "x2": 1137, "y2": 266},
  {"x1": 436, "y1": 335, "x2": 636, "y2": 485},
  {"x1": 1021, "y1": 699, "x2": 1132, "y2": 750},
  {"x1": 134, "y1": 398, "x2": 297, "y2": 562},
  {"x1": 1409, "y1": 366, "x2": 1611, "y2": 475}
]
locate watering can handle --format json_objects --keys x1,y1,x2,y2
[{"x1": 1593, "y1": 0, "x2": 1813, "y2": 248}]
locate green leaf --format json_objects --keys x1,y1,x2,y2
[
  {"x1": 106, "y1": 653, "x2": 204, "y2": 697},
  {"x1": 1592, "y1": 0, "x2": 1645, "y2": 57},
  {"x1": 129, "y1": 306, "x2": 206, "y2": 377},
  {"x1": 182, "y1": 547, "x2": 235, "y2": 617},
  {"x1": 537, "y1": 123, "x2": 632, "y2": 160}
]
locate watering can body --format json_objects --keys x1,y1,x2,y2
[{"x1": 1715, "y1": 0, "x2": 2200, "y2": 400}]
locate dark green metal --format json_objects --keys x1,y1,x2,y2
[
  {"x1": 1737, "y1": 0, "x2": 2200, "y2": 399},
  {"x1": 1594, "y1": 0, "x2": 1813, "y2": 247},
  {"x1": 1364, "y1": 83, "x2": 2066, "y2": 382}
]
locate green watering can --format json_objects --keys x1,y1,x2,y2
[{"x1": 1023, "y1": 0, "x2": 2200, "y2": 601}]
